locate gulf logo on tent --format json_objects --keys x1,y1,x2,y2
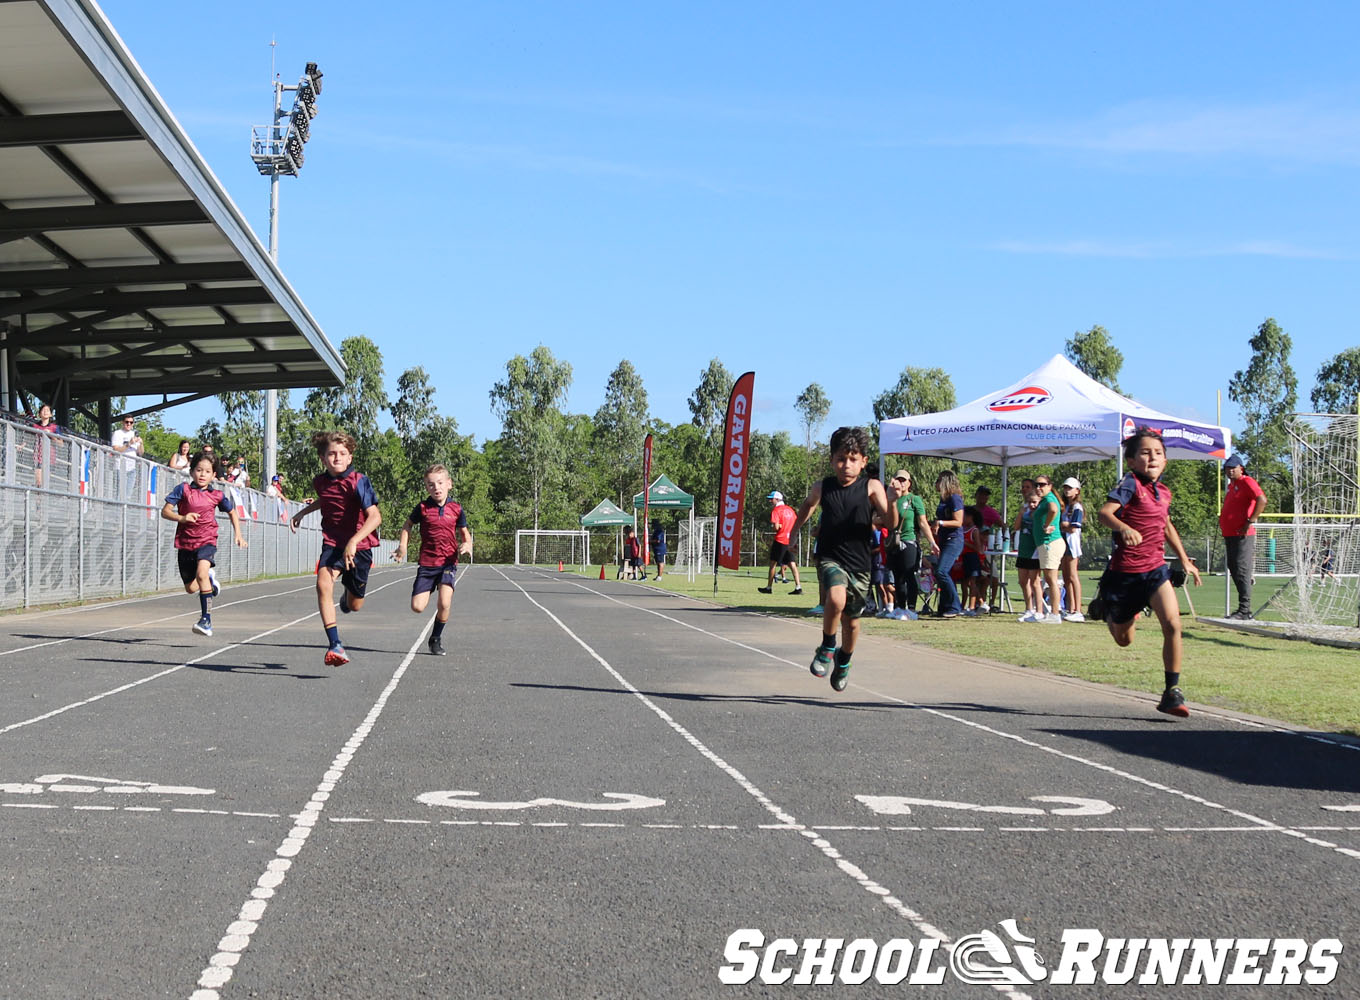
[{"x1": 987, "y1": 385, "x2": 1052, "y2": 412}]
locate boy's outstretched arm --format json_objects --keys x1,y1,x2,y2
[
  {"x1": 228, "y1": 506, "x2": 247, "y2": 547},
  {"x1": 343, "y1": 505, "x2": 383, "y2": 567},
  {"x1": 1164, "y1": 518, "x2": 1201, "y2": 586},
  {"x1": 394, "y1": 519, "x2": 415, "y2": 562},
  {"x1": 290, "y1": 498, "x2": 321, "y2": 533},
  {"x1": 788, "y1": 483, "x2": 823, "y2": 537}
]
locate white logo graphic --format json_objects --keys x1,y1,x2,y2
[
  {"x1": 0, "y1": 774, "x2": 214, "y2": 796},
  {"x1": 856, "y1": 794, "x2": 1115, "y2": 817},
  {"x1": 950, "y1": 919, "x2": 1047, "y2": 985},
  {"x1": 416, "y1": 790, "x2": 665, "y2": 811}
]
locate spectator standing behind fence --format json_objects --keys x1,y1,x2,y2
[
  {"x1": 32, "y1": 404, "x2": 61, "y2": 488},
  {"x1": 169, "y1": 439, "x2": 192, "y2": 476},
  {"x1": 110, "y1": 414, "x2": 144, "y2": 499},
  {"x1": 758, "y1": 490, "x2": 803, "y2": 596},
  {"x1": 1219, "y1": 453, "x2": 1267, "y2": 620}
]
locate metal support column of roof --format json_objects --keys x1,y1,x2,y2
[{"x1": 0, "y1": 0, "x2": 344, "y2": 436}]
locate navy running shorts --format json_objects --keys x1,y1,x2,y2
[
  {"x1": 412, "y1": 562, "x2": 456, "y2": 596},
  {"x1": 177, "y1": 544, "x2": 217, "y2": 585},
  {"x1": 319, "y1": 545, "x2": 373, "y2": 597},
  {"x1": 1100, "y1": 564, "x2": 1171, "y2": 625}
]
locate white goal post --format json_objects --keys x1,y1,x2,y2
[{"x1": 514, "y1": 530, "x2": 591, "y2": 570}]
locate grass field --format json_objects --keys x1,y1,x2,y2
[{"x1": 569, "y1": 563, "x2": 1360, "y2": 738}]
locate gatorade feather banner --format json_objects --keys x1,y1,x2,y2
[{"x1": 716, "y1": 371, "x2": 755, "y2": 574}]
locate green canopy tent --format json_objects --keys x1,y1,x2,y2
[
  {"x1": 580, "y1": 498, "x2": 636, "y2": 574},
  {"x1": 633, "y1": 474, "x2": 697, "y2": 581}
]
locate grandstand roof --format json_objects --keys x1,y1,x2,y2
[{"x1": 0, "y1": 0, "x2": 343, "y2": 422}]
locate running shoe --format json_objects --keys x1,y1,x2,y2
[
  {"x1": 191, "y1": 616, "x2": 213, "y2": 637},
  {"x1": 757, "y1": 586, "x2": 773, "y2": 594},
  {"x1": 830, "y1": 660, "x2": 851, "y2": 692},
  {"x1": 208, "y1": 568, "x2": 220, "y2": 598},
  {"x1": 875, "y1": 607, "x2": 891, "y2": 618},
  {"x1": 428, "y1": 635, "x2": 446, "y2": 656},
  {"x1": 1156, "y1": 686, "x2": 1190, "y2": 718},
  {"x1": 1062, "y1": 611, "x2": 1086, "y2": 623},
  {"x1": 1040, "y1": 613, "x2": 1063, "y2": 624},
  {"x1": 806, "y1": 605, "x2": 825, "y2": 615},
  {"x1": 324, "y1": 642, "x2": 350, "y2": 666},
  {"x1": 790, "y1": 588, "x2": 803, "y2": 596},
  {"x1": 339, "y1": 591, "x2": 352, "y2": 614},
  {"x1": 1017, "y1": 609, "x2": 1040, "y2": 623},
  {"x1": 810, "y1": 644, "x2": 835, "y2": 678},
  {"x1": 961, "y1": 608, "x2": 978, "y2": 617}
]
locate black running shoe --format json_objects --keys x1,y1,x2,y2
[
  {"x1": 757, "y1": 586, "x2": 773, "y2": 594},
  {"x1": 1156, "y1": 686, "x2": 1189, "y2": 718},
  {"x1": 810, "y1": 644, "x2": 834, "y2": 677},
  {"x1": 790, "y1": 588, "x2": 803, "y2": 596},
  {"x1": 830, "y1": 661, "x2": 851, "y2": 692},
  {"x1": 428, "y1": 635, "x2": 446, "y2": 656}
]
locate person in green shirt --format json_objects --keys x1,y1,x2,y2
[
  {"x1": 1032, "y1": 474, "x2": 1065, "y2": 623},
  {"x1": 887, "y1": 468, "x2": 936, "y2": 619}
]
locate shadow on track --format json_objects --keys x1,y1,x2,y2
[{"x1": 1043, "y1": 728, "x2": 1360, "y2": 792}]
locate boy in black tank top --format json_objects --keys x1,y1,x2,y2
[{"x1": 789, "y1": 427, "x2": 899, "y2": 692}]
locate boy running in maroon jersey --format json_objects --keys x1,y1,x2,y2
[
  {"x1": 290, "y1": 431, "x2": 382, "y2": 666},
  {"x1": 394, "y1": 464, "x2": 472, "y2": 656},
  {"x1": 1097, "y1": 427, "x2": 1202, "y2": 717},
  {"x1": 161, "y1": 452, "x2": 247, "y2": 637}
]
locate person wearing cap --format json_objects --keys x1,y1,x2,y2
[
  {"x1": 887, "y1": 469, "x2": 934, "y2": 618},
  {"x1": 1031, "y1": 474, "x2": 1064, "y2": 623},
  {"x1": 1219, "y1": 453, "x2": 1267, "y2": 619},
  {"x1": 758, "y1": 490, "x2": 802, "y2": 595},
  {"x1": 1059, "y1": 477, "x2": 1085, "y2": 621}
]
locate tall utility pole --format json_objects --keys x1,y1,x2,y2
[{"x1": 250, "y1": 53, "x2": 323, "y2": 484}]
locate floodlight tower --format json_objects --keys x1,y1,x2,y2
[{"x1": 249, "y1": 58, "x2": 323, "y2": 485}]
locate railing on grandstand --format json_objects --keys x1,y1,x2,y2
[{"x1": 0, "y1": 415, "x2": 397, "y2": 611}]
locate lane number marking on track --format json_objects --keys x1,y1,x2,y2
[
  {"x1": 856, "y1": 794, "x2": 1116, "y2": 817},
  {"x1": 0, "y1": 773, "x2": 215, "y2": 796},
  {"x1": 416, "y1": 790, "x2": 665, "y2": 811}
]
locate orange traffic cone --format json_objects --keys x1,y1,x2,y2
[
  {"x1": 599, "y1": 564, "x2": 606, "y2": 580},
  {"x1": 558, "y1": 560, "x2": 564, "y2": 572}
]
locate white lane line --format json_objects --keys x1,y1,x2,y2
[
  {"x1": 538, "y1": 571, "x2": 1360, "y2": 865},
  {"x1": 537, "y1": 569, "x2": 1360, "y2": 755},
  {"x1": 186, "y1": 598, "x2": 438, "y2": 1000},
  {"x1": 494, "y1": 567, "x2": 1031, "y2": 1000},
  {"x1": 0, "y1": 577, "x2": 407, "y2": 737},
  {"x1": 0, "y1": 567, "x2": 409, "y2": 662}
]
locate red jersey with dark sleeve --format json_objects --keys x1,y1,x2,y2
[
  {"x1": 164, "y1": 481, "x2": 234, "y2": 550},
  {"x1": 311, "y1": 467, "x2": 380, "y2": 550},
  {"x1": 409, "y1": 498, "x2": 467, "y2": 567},
  {"x1": 1107, "y1": 472, "x2": 1173, "y2": 573},
  {"x1": 770, "y1": 503, "x2": 796, "y2": 545}
]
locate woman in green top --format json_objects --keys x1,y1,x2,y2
[
  {"x1": 888, "y1": 469, "x2": 936, "y2": 618},
  {"x1": 1013, "y1": 479, "x2": 1044, "y2": 621}
]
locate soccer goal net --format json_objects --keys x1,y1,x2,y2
[
  {"x1": 674, "y1": 517, "x2": 717, "y2": 576},
  {"x1": 1255, "y1": 413, "x2": 1360, "y2": 633},
  {"x1": 514, "y1": 530, "x2": 590, "y2": 570}
]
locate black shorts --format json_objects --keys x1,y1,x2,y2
[
  {"x1": 769, "y1": 541, "x2": 792, "y2": 565},
  {"x1": 962, "y1": 552, "x2": 982, "y2": 578},
  {"x1": 177, "y1": 545, "x2": 217, "y2": 585},
  {"x1": 1015, "y1": 556, "x2": 1040, "y2": 571},
  {"x1": 318, "y1": 545, "x2": 373, "y2": 597},
  {"x1": 871, "y1": 565, "x2": 893, "y2": 586},
  {"x1": 1101, "y1": 565, "x2": 1171, "y2": 625},
  {"x1": 412, "y1": 563, "x2": 456, "y2": 596}
]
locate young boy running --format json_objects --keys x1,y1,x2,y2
[
  {"x1": 394, "y1": 464, "x2": 472, "y2": 656},
  {"x1": 290, "y1": 431, "x2": 382, "y2": 666},
  {"x1": 1097, "y1": 427, "x2": 1202, "y2": 717},
  {"x1": 161, "y1": 452, "x2": 247, "y2": 637},
  {"x1": 788, "y1": 426, "x2": 898, "y2": 692}
]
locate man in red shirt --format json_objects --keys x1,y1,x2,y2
[
  {"x1": 758, "y1": 490, "x2": 803, "y2": 595},
  {"x1": 1219, "y1": 454, "x2": 1267, "y2": 619}
]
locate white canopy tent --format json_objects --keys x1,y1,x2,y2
[
  {"x1": 879, "y1": 355, "x2": 1231, "y2": 469},
  {"x1": 879, "y1": 354, "x2": 1231, "y2": 603}
]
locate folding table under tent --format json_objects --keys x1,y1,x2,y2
[
  {"x1": 632, "y1": 474, "x2": 698, "y2": 580},
  {"x1": 877, "y1": 353, "x2": 1232, "y2": 606}
]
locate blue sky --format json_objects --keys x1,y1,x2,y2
[{"x1": 101, "y1": 0, "x2": 1360, "y2": 445}]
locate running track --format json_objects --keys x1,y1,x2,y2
[{"x1": 1, "y1": 566, "x2": 1356, "y2": 998}]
